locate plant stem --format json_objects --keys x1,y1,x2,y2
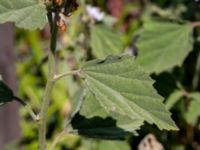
[
  {"x1": 48, "y1": 89, "x2": 84, "y2": 150},
  {"x1": 54, "y1": 70, "x2": 80, "y2": 81},
  {"x1": 38, "y1": 10, "x2": 58, "y2": 150},
  {"x1": 48, "y1": 129, "x2": 68, "y2": 150},
  {"x1": 13, "y1": 96, "x2": 39, "y2": 121},
  {"x1": 192, "y1": 51, "x2": 200, "y2": 90},
  {"x1": 80, "y1": 0, "x2": 87, "y2": 15},
  {"x1": 38, "y1": 52, "x2": 56, "y2": 150},
  {"x1": 50, "y1": 14, "x2": 58, "y2": 53},
  {"x1": 48, "y1": 75, "x2": 84, "y2": 150}
]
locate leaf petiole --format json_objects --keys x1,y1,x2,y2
[
  {"x1": 13, "y1": 96, "x2": 39, "y2": 121},
  {"x1": 53, "y1": 70, "x2": 80, "y2": 81}
]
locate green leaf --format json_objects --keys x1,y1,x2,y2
[
  {"x1": 165, "y1": 90, "x2": 183, "y2": 110},
  {"x1": 90, "y1": 25, "x2": 124, "y2": 58},
  {"x1": 0, "y1": 76, "x2": 14, "y2": 106},
  {"x1": 0, "y1": 0, "x2": 47, "y2": 30},
  {"x1": 185, "y1": 92, "x2": 200, "y2": 125},
  {"x1": 136, "y1": 21, "x2": 193, "y2": 73},
  {"x1": 190, "y1": 93, "x2": 200, "y2": 103},
  {"x1": 77, "y1": 139, "x2": 131, "y2": 150},
  {"x1": 70, "y1": 91, "x2": 142, "y2": 139},
  {"x1": 97, "y1": 141, "x2": 131, "y2": 150},
  {"x1": 80, "y1": 55, "x2": 178, "y2": 131}
]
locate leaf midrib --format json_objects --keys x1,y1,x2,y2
[
  {"x1": 84, "y1": 73, "x2": 154, "y2": 121},
  {"x1": 84, "y1": 72, "x2": 177, "y2": 129}
]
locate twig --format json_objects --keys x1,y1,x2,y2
[
  {"x1": 38, "y1": 9, "x2": 58, "y2": 150},
  {"x1": 13, "y1": 96, "x2": 39, "y2": 121},
  {"x1": 38, "y1": 52, "x2": 56, "y2": 150},
  {"x1": 53, "y1": 70, "x2": 80, "y2": 81},
  {"x1": 192, "y1": 51, "x2": 200, "y2": 90}
]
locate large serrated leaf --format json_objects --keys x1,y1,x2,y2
[
  {"x1": 80, "y1": 55, "x2": 178, "y2": 131},
  {"x1": 0, "y1": 0, "x2": 47, "y2": 30},
  {"x1": 136, "y1": 21, "x2": 193, "y2": 73},
  {"x1": 70, "y1": 91, "x2": 143, "y2": 139},
  {"x1": 90, "y1": 25, "x2": 124, "y2": 58},
  {"x1": 0, "y1": 75, "x2": 14, "y2": 106}
]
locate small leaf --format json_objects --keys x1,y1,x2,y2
[
  {"x1": 90, "y1": 25, "x2": 124, "y2": 58},
  {"x1": 190, "y1": 93, "x2": 200, "y2": 103},
  {"x1": 165, "y1": 90, "x2": 183, "y2": 110},
  {"x1": 69, "y1": 91, "x2": 142, "y2": 139},
  {"x1": 136, "y1": 21, "x2": 193, "y2": 73},
  {"x1": 0, "y1": 0, "x2": 47, "y2": 30},
  {"x1": 185, "y1": 92, "x2": 200, "y2": 125},
  {"x1": 0, "y1": 76, "x2": 14, "y2": 106},
  {"x1": 80, "y1": 55, "x2": 178, "y2": 131}
]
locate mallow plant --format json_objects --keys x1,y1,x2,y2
[{"x1": 0, "y1": 0, "x2": 178, "y2": 150}]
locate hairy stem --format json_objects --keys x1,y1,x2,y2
[
  {"x1": 38, "y1": 12, "x2": 57, "y2": 150},
  {"x1": 54, "y1": 70, "x2": 80, "y2": 81},
  {"x1": 38, "y1": 52, "x2": 56, "y2": 150},
  {"x1": 48, "y1": 88, "x2": 84, "y2": 150}
]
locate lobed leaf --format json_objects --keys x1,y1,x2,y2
[
  {"x1": 136, "y1": 21, "x2": 193, "y2": 73},
  {"x1": 79, "y1": 55, "x2": 178, "y2": 131},
  {"x1": 0, "y1": 0, "x2": 47, "y2": 30},
  {"x1": 90, "y1": 25, "x2": 124, "y2": 58}
]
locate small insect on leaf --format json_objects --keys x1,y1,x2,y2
[{"x1": 0, "y1": 75, "x2": 14, "y2": 106}]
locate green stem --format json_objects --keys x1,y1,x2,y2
[
  {"x1": 38, "y1": 12, "x2": 58, "y2": 150},
  {"x1": 50, "y1": 15, "x2": 58, "y2": 53},
  {"x1": 80, "y1": 0, "x2": 87, "y2": 15},
  {"x1": 54, "y1": 70, "x2": 80, "y2": 81},
  {"x1": 47, "y1": 11, "x2": 53, "y2": 33},
  {"x1": 48, "y1": 88, "x2": 84, "y2": 150},
  {"x1": 38, "y1": 52, "x2": 56, "y2": 150},
  {"x1": 13, "y1": 96, "x2": 39, "y2": 121},
  {"x1": 192, "y1": 51, "x2": 200, "y2": 90},
  {"x1": 48, "y1": 129, "x2": 68, "y2": 150}
]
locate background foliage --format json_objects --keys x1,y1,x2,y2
[{"x1": 2, "y1": 0, "x2": 200, "y2": 149}]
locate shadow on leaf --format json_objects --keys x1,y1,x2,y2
[{"x1": 71, "y1": 113, "x2": 132, "y2": 140}]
